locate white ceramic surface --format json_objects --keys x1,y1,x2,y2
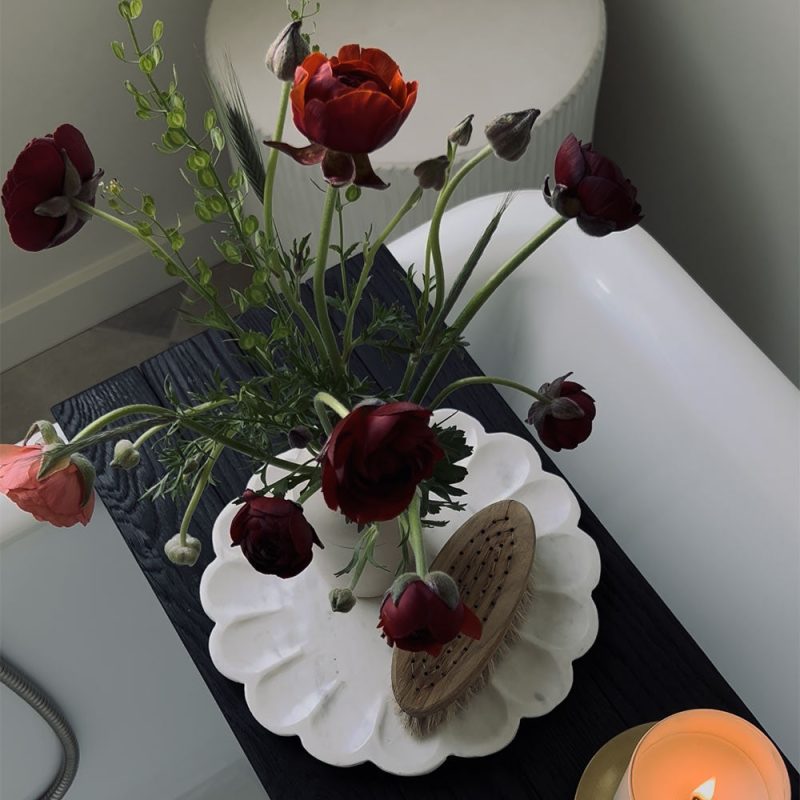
[
  {"x1": 200, "y1": 410, "x2": 600, "y2": 774},
  {"x1": 387, "y1": 191, "x2": 800, "y2": 767},
  {"x1": 204, "y1": 0, "x2": 606, "y2": 251}
]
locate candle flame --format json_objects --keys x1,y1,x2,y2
[{"x1": 691, "y1": 777, "x2": 716, "y2": 800}]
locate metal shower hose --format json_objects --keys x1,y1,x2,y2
[{"x1": 0, "y1": 656, "x2": 79, "y2": 799}]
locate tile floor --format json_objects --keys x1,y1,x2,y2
[{"x1": 0, "y1": 262, "x2": 252, "y2": 442}]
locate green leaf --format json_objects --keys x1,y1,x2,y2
[
  {"x1": 152, "y1": 19, "x2": 164, "y2": 42},
  {"x1": 204, "y1": 109, "x2": 217, "y2": 132},
  {"x1": 118, "y1": 1, "x2": 131, "y2": 19},
  {"x1": 159, "y1": 132, "x2": 180, "y2": 153},
  {"x1": 152, "y1": 44, "x2": 163, "y2": 66},
  {"x1": 168, "y1": 231, "x2": 185, "y2": 251},
  {"x1": 129, "y1": 0, "x2": 143, "y2": 18},
  {"x1": 136, "y1": 109, "x2": 152, "y2": 120},
  {"x1": 167, "y1": 110, "x2": 186, "y2": 129},
  {"x1": 242, "y1": 215, "x2": 259, "y2": 236},
  {"x1": 197, "y1": 167, "x2": 217, "y2": 188},
  {"x1": 164, "y1": 261, "x2": 181, "y2": 277},
  {"x1": 135, "y1": 95, "x2": 151, "y2": 111},
  {"x1": 245, "y1": 285, "x2": 268, "y2": 305},
  {"x1": 194, "y1": 202, "x2": 214, "y2": 223},
  {"x1": 111, "y1": 41, "x2": 126, "y2": 60},
  {"x1": 123, "y1": 80, "x2": 138, "y2": 94},
  {"x1": 227, "y1": 170, "x2": 244, "y2": 189},
  {"x1": 138, "y1": 53, "x2": 155, "y2": 74},
  {"x1": 170, "y1": 92, "x2": 185, "y2": 111},
  {"x1": 135, "y1": 221, "x2": 153, "y2": 237},
  {"x1": 210, "y1": 127, "x2": 225, "y2": 151},
  {"x1": 141, "y1": 194, "x2": 156, "y2": 216}
]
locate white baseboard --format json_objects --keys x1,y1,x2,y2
[{"x1": 0, "y1": 214, "x2": 220, "y2": 371}]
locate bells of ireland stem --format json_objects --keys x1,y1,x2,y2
[
  {"x1": 485, "y1": 108, "x2": 541, "y2": 161},
  {"x1": 265, "y1": 19, "x2": 310, "y2": 81},
  {"x1": 164, "y1": 532, "x2": 202, "y2": 567}
]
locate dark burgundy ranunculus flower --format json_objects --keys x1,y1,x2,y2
[
  {"x1": 2, "y1": 124, "x2": 102, "y2": 251},
  {"x1": 320, "y1": 401, "x2": 444, "y2": 525},
  {"x1": 544, "y1": 133, "x2": 642, "y2": 236},
  {"x1": 526, "y1": 372, "x2": 596, "y2": 451},
  {"x1": 230, "y1": 490, "x2": 322, "y2": 578},
  {"x1": 265, "y1": 45, "x2": 417, "y2": 189},
  {"x1": 378, "y1": 574, "x2": 482, "y2": 657}
]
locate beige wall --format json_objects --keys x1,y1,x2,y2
[
  {"x1": 0, "y1": 0, "x2": 216, "y2": 369},
  {"x1": 595, "y1": 0, "x2": 799, "y2": 385}
]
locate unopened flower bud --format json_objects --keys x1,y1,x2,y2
[
  {"x1": 287, "y1": 425, "x2": 312, "y2": 450},
  {"x1": 448, "y1": 114, "x2": 474, "y2": 147},
  {"x1": 424, "y1": 570, "x2": 461, "y2": 609},
  {"x1": 329, "y1": 587, "x2": 356, "y2": 613},
  {"x1": 344, "y1": 184, "x2": 362, "y2": 203},
  {"x1": 164, "y1": 533, "x2": 202, "y2": 566},
  {"x1": 485, "y1": 108, "x2": 541, "y2": 161},
  {"x1": 413, "y1": 155, "x2": 450, "y2": 191},
  {"x1": 111, "y1": 439, "x2": 141, "y2": 470},
  {"x1": 265, "y1": 20, "x2": 310, "y2": 81}
]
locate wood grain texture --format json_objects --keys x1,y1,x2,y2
[
  {"x1": 393, "y1": 499, "x2": 535, "y2": 722},
  {"x1": 52, "y1": 247, "x2": 799, "y2": 800}
]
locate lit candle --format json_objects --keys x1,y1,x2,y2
[{"x1": 613, "y1": 710, "x2": 790, "y2": 800}]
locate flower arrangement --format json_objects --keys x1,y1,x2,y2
[{"x1": 0, "y1": 1, "x2": 641, "y2": 657}]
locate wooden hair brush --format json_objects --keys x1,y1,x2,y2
[{"x1": 391, "y1": 499, "x2": 536, "y2": 736}]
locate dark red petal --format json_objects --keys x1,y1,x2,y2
[
  {"x1": 52, "y1": 124, "x2": 94, "y2": 179},
  {"x1": 460, "y1": 605, "x2": 483, "y2": 640},
  {"x1": 263, "y1": 140, "x2": 326, "y2": 165},
  {"x1": 576, "y1": 176, "x2": 637, "y2": 225},
  {"x1": 353, "y1": 154, "x2": 389, "y2": 189},
  {"x1": 303, "y1": 91, "x2": 402, "y2": 153},
  {"x1": 321, "y1": 150, "x2": 355, "y2": 186},
  {"x1": 357, "y1": 47, "x2": 401, "y2": 87},
  {"x1": 582, "y1": 148, "x2": 624, "y2": 183},
  {"x1": 4, "y1": 181, "x2": 63, "y2": 251},
  {"x1": 8, "y1": 140, "x2": 64, "y2": 197},
  {"x1": 554, "y1": 134, "x2": 585, "y2": 188}
]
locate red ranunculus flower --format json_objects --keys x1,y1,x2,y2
[
  {"x1": 0, "y1": 443, "x2": 95, "y2": 527},
  {"x1": 526, "y1": 373, "x2": 596, "y2": 451},
  {"x1": 544, "y1": 133, "x2": 642, "y2": 236},
  {"x1": 265, "y1": 45, "x2": 417, "y2": 189},
  {"x1": 379, "y1": 575, "x2": 482, "y2": 657},
  {"x1": 230, "y1": 490, "x2": 322, "y2": 578},
  {"x1": 2, "y1": 124, "x2": 102, "y2": 251},
  {"x1": 320, "y1": 401, "x2": 444, "y2": 525}
]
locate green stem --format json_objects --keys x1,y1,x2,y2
[
  {"x1": 179, "y1": 444, "x2": 222, "y2": 545},
  {"x1": 313, "y1": 185, "x2": 344, "y2": 375},
  {"x1": 424, "y1": 145, "x2": 493, "y2": 328},
  {"x1": 132, "y1": 423, "x2": 166, "y2": 450},
  {"x1": 342, "y1": 186, "x2": 422, "y2": 359},
  {"x1": 277, "y1": 270, "x2": 329, "y2": 358},
  {"x1": 430, "y1": 376, "x2": 548, "y2": 410},
  {"x1": 313, "y1": 391, "x2": 349, "y2": 435},
  {"x1": 411, "y1": 215, "x2": 568, "y2": 404},
  {"x1": 406, "y1": 491, "x2": 427, "y2": 575},
  {"x1": 297, "y1": 478, "x2": 321, "y2": 505},
  {"x1": 263, "y1": 80, "x2": 291, "y2": 254},
  {"x1": 348, "y1": 524, "x2": 380, "y2": 591}
]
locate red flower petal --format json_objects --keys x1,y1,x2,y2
[
  {"x1": 52, "y1": 124, "x2": 95, "y2": 179},
  {"x1": 6, "y1": 139, "x2": 64, "y2": 197},
  {"x1": 554, "y1": 133, "x2": 586, "y2": 188},
  {"x1": 5, "y1": 181, "x2": 64, "y2": 251},
  {"x1": 577, "y1": 176, "x2": 637, "y2": 227}
]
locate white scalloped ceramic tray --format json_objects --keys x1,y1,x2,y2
[{"x1": 199, "y1": 410, "x2": 600, "y2": 775}]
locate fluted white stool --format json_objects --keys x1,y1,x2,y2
[{"x1": 205, "y1": 0, "x2": 606, "y2": 245}]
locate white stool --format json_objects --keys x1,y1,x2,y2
[{"x1": 205, "y1": 0, "x2": 606, "y2": 246}]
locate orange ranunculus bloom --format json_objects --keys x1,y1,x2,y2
[
  {"x1": 0, "y1": 443, "x2": 95, "y2": 527},
  {"x1": 266, "y1": 45, "x2": 417, "y2": 189}
]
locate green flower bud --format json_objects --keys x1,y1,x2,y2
[
  {"x1": 164, "y1": 533, "x2": 202, "y2": 566},
  {"x1": 111, "y1": 439, "x2": 141, "y2": 470},
  {"x1": 265, "y1": 20, "x2": 310, "y2": 81},
  {"x1": 329, "y1": 587, "x2": 356, "y2": 613},
  {"x1": 485, "y1": 108, "x2": 541, "y2": 161}
]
